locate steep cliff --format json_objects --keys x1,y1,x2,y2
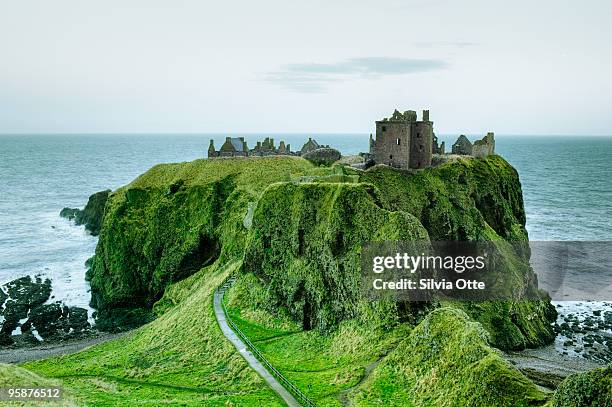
[
  {"x1": 25, "y1": 155, "x2": 577, "y2": 405},
  {"x1": 88, "y1": 157, "x2": 315, "y2": 329}
]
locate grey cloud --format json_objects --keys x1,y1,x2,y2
[{"x1": 264, "y1": 57, "x2": 448, "y2": 93}]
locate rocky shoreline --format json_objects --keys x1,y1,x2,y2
[
  {"x1": 0, "y1": 275, "x2": 93, "y2": 347},
  {"x1": 553, "y1": 301, "x2": 612, "y2": 363}
]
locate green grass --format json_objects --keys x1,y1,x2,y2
[
  {"x1": 0, "y1": 363, "x2": 78, "y2": 406},
  {"x1": 224, "y1": 274, "x2": 549, "y2": 407},
  {"x1": 25, "y1": 262, "x2": 284, "y2": 406},
  {"x1": 225, "y1": 276, "x2": 409, "y2": 406}
]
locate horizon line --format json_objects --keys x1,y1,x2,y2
[{"x1": 1, "y1": 132, "x2": 612, "y2": 138}]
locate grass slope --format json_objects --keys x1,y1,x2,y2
[
  {"x1": 25, "y1": 262, "x2": 284, "y2": 406},
  {"x1": 0, "y1": 363, "x2": 77, "y2": 406}
]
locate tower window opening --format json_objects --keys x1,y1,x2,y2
[
  {"x1": 419, "y1": 145, "x2": 423, "y2": 151},
  {"x1": 382, "y1": 126, "x2": 387, "y2": 132},
  {"x1": 396, "y1": 138, "x2": 401, "y2": 145},
  {"x1": 389, "y1": 154, "x2": 393, "y2": 160}
]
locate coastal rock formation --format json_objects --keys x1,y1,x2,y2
[
  {"x1": 0, "y1": 276, "x2": 90, "y2": 345},
  {"x1": 24, "y1": 154, "x2": 606, "y2": 404},
  {"x1": 88, "y1": 158, "x2": 315, "y2": 330},
  {"x1": 60, "y1": 189, "x2": 110, "y2": 236},
  {"x1": 89, "y1": 156, "x2": 556, "y2": 349},
  {"x1": 0, "y1": 276, "x2": 52, "y2": 344}
]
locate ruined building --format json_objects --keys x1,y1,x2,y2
[
  {"x1": 369, "y1": 109, "x2": 433, "y2": 170},
  {"x1": 208, "y1": 137, "x2": 249, "y2": 158},
  {"x1": 432, "y1": 134, "x2": 445, "y2": 155},
  {"x1": 251, "y1": 137, "x2": 292, "y2": 156},
  {"x1": 472, "y1": 132, "x2": 495, "y2": 158},
  {"x1": 300, "y1": 138, "x2": 320, "y2": 155},
  {"x1": 208, "y1": 136, "x2": 295, "y2": 158},
  {"x1": 451, "y1": 135, "x2": 472, "y2": 155},
  {"x1": 451, "y1": 133, "x2": 495, "y2": 157}
]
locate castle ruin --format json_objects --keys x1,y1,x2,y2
[
  {"x1": 369, "y1": 108, "x2": 496, "y2": 170},
  {"x1": 208, "y1": 136, "x2": 328, "y2": 158},
  {"x1": 369, "y1": 109, "x2": 433, "y2": 169}
]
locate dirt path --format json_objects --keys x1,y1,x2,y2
[
  {"x1": 0, "y1": 332, "x2": 128, "y2": 364},
  {"x1": 214, "y1": 279, "x2": 302, "y2": 407}
]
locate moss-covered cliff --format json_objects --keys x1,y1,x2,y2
[
  {"x1": 243, "y1": 181, "x2": 429, "y2": 331},
  {"x1": 88, "y1": 157, "x2": 315, "y2": 328},
  {"x1": 24, "y1": 154, "x2": 597, "y2": 405},
  {"x1": 241, "y1": 156, "x2": 556, "y2": 349}
]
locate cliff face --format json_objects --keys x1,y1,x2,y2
[
  {"x1": 60, "y1": 189, "x2": 110, "y2": 235},
  {"x1": 89, "y1": 155, "x2": 555, "y2": 349},
  {"x1": 88, "y1": 157, "x2": 315, "y2": 328},
  {"x1": 241, "y1": 156, "x2": 556, "y2": 349},
  {"x1": 243, "y1": 182, "x2": 429, "y2": 331}
]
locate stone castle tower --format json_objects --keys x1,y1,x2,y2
[{"x1": 370, "y1": 109, "x2": 433, "y2": 169}]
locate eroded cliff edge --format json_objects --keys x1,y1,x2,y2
[{"x1": 88, "y1": 155, "x2": 555, "y2": 351}]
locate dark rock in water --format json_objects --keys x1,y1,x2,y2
[
  {"x1": 302, "y1": 147, "x2": 341, "y2": 166},
  {"x1": 0, "y1": 275, "x2": 52, "y2": 345},
  {"x1": 21, "y1": 302, "x2": 90, "y2": 340},
  {"x1": 0, "y1": 276, "x2": 93, "y2": 345},
  {"x1": 59, "y1": 189, "x2": 110, "y2": 236},
  {"x1": 4, "y1": 275, "x2": 52, "y2": 308},
  {"x1": 59, "y1": 207, "x2": 80, "y2": 220}
]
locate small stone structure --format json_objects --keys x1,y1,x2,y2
[
  {"x1": 369, "y1": 109, "x2": 433, "y2": 170},
  {"x1": 451, "y1": 135, "x2": 472, "y2": 155},
  {"x1": 251, "y1": 137, "x2": 293, "y2": 156},
  {"x1": 451, "y1": 133, "x2": 495, "y2": 157},
  {"x1": 432, "y1": 134, "x2": 445, "y2": 155},
  {"x1": 300, "y1": 138, "x2": 321, "y2": 155},
  {"x1": 208, "y1": 137, "x2": 249, "y2": 158},
  {"x1": 472, "y1": 132, "x2": 495, "y2": 158}
]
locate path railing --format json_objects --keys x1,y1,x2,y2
[{"x1": 217, "y1": 275, "x2": 317, "y2": 407}]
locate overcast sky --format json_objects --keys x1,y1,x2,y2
[{"x1": 1, "y1": 0, "x2": 611, "y2": 135}]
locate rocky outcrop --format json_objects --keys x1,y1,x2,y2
[
  {"x1": 0, "y1": 276, "x2": 52, "y2": 344},
  {"x1": 89, "y1": 156, "x2": 556, "y2": 349},
  {"x1": 302, "y1": 147, "x2": 341, "y2": 166},
  {"x1": 0, "y1": 276, "x2": 90, "y2": 345},
  {"x1": 60, "y1": 189, "x2": 110, "y2": 236},
  {"x1": 87, "y1": 157, "x2": 315, "y2": 331}
]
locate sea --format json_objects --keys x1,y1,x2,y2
[{"x1": 1, "y1": 134, "x2": 611, "y2": 331}]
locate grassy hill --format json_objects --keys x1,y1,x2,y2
[{"x1": 17, "y1": 155, "x2": 594, "y2": 405}]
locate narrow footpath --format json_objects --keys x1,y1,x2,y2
[{"x1": 213, "y1": 281, "x2": 301, "y2": 407}]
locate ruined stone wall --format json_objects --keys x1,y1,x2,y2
[
  {"x1": 409, "y1": 121, "x2": 433, "y2": 169},
  {"x1": 372, "y1": 121, "x2": 411, "y2": 169},
  {"x1": 472, "y1": 133, "x2": 495, "y2": 158}
]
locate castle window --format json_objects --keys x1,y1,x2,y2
[
  {"x1": 396, "y1": 138, "x2": 401, "y2": 145},
  {"x1": 389, "y1": 154, "x2": 393, "y2": 160},
  {"x1": 417, "y1": 132, "x2": 421, "y2": 138},
  {"x1": 419, "y1": 145, "x2": 423, "y2": 151},
  {"x1": 382, "y1": 126, "x2": 387, "y2": 132}
]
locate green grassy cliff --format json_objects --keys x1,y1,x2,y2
[{"x1": 19, "y1": 155, "x2": 582, "y2": 405}]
